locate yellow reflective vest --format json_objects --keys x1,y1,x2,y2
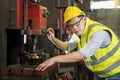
[{"x1": 78, "y1": 18, "x2": 120, "y2": 77}]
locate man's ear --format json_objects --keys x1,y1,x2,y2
[
  {"x1": 83, "y1": 16, "x2": 86, "y2": 21},
  {"x1": 82, "y1": 16, "x2": 86, "y2": 23}
]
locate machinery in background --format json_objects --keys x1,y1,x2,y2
[
  {"x1": 7, "y1": 0, "x2": 53, "y2": 66},
  {"x1": 1, "y1": 0, "x2": 56, "y2": 80}
]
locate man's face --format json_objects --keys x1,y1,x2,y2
[{"x1": 66, "y1": 17, "x2": 85, "y2": 36}]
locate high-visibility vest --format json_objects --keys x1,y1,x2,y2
[{"x1": 78, "y1": 18, "x2": 120, "y2": 77}]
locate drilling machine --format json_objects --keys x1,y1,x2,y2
[{"x1": 1, "y1": 0, "x2": 56, "y2": 79}]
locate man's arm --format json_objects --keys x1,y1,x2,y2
[
  {"x1": 36, "y1": 51, "x2": 83, "y2": 71},
  {"x1": 52, "y1": 37, "x2": 68, "y2": 50},
  {"x1": 80, "y1": 30, "x2": 111, "y2": 59},
  {"x1": 47, "y1": 28, "x2": 68, "y2": 50}
]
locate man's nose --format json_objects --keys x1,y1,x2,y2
[{"x1": 73, "y1": 25, "x2": 78, "y2": 29}]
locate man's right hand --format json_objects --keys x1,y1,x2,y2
[
  {"x1": 46, "y1": 27, "x2": 67, "y2": 50},
  {"x1": 47, "y1": 27, "x2": 55, "y2": 40}
]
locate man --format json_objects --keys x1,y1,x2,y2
[{"x1": 36, "y1": 6, "x2": 120, "y2": 80}]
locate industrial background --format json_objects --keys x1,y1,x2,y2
[{"x1": 0, "y1": 0, "x2": 120, "y2": 80}]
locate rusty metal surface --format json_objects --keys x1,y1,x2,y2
[{"x1": 0, "y1": 64, "x2": 57, "y2": 77}]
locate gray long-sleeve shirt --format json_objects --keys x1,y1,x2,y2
[{"x1": 67, "y1": 30, "x2": 111, "y2": 59}]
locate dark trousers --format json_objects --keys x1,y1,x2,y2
[{"x1": 94, "y1": 73, "x2": 120, "y2": 80}]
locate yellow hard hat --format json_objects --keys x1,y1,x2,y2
[{"x1": 64, "y1": 6, "x2": 85, "y2": 23}]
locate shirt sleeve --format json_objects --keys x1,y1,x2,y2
[
  {"x1": 65, "y1": 34, "x2": 79, "y2": 53},
  {"x1": 79, "y1": 30, "x2": 111, "y2": 59}
]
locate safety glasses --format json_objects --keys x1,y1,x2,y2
[{"x1": 66, "y1": 17, "x2": 83, "y2": 29}]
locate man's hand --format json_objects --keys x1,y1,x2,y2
[
  {"x1": 35, "y1": 57, "x2": 56, "y2": 71},
  {"x1": 47, "y1": 27, "x2": 55, "y2": 39},
  {"x1": 46, "y1": 27, "x2": 58, "y2": 46}
]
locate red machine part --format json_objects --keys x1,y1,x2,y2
[
  {"x1": 28, "y1": 2, "x2": 47, "y2": 35},
  {"x1": 16, "y1": 0, "x2": 47, "y2": 35},
  {"x1": 16, "y1": 0, "x2": 22, "y2": 29},
  {"x1": 0, "y1": 64, "x2": 57, "y2": 77},
  {"x1": 28, "y1": 2, "x2": 46, "y2": 28}
]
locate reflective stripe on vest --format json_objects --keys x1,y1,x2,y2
[
  {"x1": 86, "y1": 41, "x2": 120, "y2": 66},
  {"x1": 78, "y1": 24, "x2": 104, "y2": 49},
  {"x1": 83, "y1": 23, "x2": 120, "y2": 77},
  {"x1": 96, "y1": 60, "x2": 120, "y2": 75},
  {"x1": 86, "y1": 41, "x2": 120, "y2": 75}
]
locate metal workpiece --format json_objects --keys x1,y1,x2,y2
[{"x1": 0, "y1": 64, "x2": 57, "y2": 77}]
